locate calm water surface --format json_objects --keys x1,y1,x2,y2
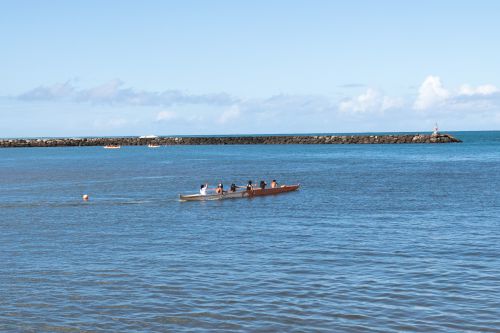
[{"x1": 1, "y1": 131, "x2": 499, "y2": 332}]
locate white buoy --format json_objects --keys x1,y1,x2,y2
[{"x1": 82, "y1": 194, "x2": 89, "y2": 201}]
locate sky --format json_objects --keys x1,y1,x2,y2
[{"x1": 1, "y1": 0, "x2": 500, "y2": 137}]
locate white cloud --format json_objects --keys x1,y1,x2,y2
[
  {"x1": 339, "y1": 88, "x2": 403, "y2": 113},
  {"x1": 217, "y1": 106, "x2": 241, "y2": 124},
  {"x1": 78, "y1": 79, "x2": 123, "y2": 102},
  {"x1": 413, "y1": 76, "x2": 450, "y2": 110},
  {"x1": 156, "y1": 111, "x2": 177, "y2": 121},
  {"x1": 413, "y1": 75, "x2": 500, "y2": 112},
  {"x1": 18, "y1": 81, "x2": 75, "y2": 101},
  {"x1": 458, "y1": 84, "x2": 499, "y2": 96},
  {"x1": 381, "y1": 96, "x2": 404, "y2": 111},
  {"x1": 11, "y1": 76, "x2": 500, "y2": 134},
  {"x1": 17, "y1": 80, "x2": 237, "y2": 107}
]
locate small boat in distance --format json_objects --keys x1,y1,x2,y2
[
  {"x1": 103, "y1": 145, "x2": 121, "y2": 149},
  {"x1": 179, "y1": 184, "x2": 300, "y2": 201},
  {"x1": 148, "y1": 144, "x2": 161, "y2": 148}
]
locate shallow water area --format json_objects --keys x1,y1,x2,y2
[{"x1": 1, "y1": 131, "x2": 499, "y2": 332}]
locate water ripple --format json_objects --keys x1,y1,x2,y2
[{"x1": 1, "y1": 134, "x2": 500, "y2": 332}]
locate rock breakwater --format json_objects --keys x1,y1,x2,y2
[{"x1": 0, "y1": 133, "x2": 461, "y2": 148}]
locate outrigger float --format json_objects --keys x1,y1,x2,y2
[{"x1": 179, "y1": 184, "x2": 300, "y2": 201}]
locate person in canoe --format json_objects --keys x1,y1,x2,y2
[
  {"x1": 215, "y1": 183, "x2": 225, "y2": 194},
  {"x1": 260, "y1": 180, "x2": 267, "y2": 189},
  {"x1": 230, "y1": 183, "x2": 237, "y2": 192},
  {"x1": 200, "y1": 184, "x2": 208, "y2": 195},
  {"x1": 271, "y1": 179, "x2": 278, "y2": 188},
  {"x1": 246, "y1": 180, "x2": 253, "y2": 191}
]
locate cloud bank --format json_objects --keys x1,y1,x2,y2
[
  {"x1": 339, "y1": 88, "x2": 404, "y2": 114},
  {"x1": 9, "y1": 76, "x2": 500, "y2": 134},
  {"x1": 19, "y1": 79, "x2": 238, "y2": 107},
  {"x1": 414, "y1": 75, "x2": 500, "y2": 111}
]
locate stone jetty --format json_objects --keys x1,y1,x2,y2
[{"x1": 0, "y1": 133, "x2": 461, "y2": 148}]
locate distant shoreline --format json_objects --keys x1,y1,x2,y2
[{"x1": 0, "y1": 133, "x2": 462, "y2": 148}]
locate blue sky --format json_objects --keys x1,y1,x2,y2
[{"x1": 1, "y1": 0, "x2": 500, "y2": 136}]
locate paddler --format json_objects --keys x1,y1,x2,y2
[
  {"x1": 215, "y1": 183, "x2": 224, "y2": 194},
  {"x1": 246, "y1": 180, "x2": 253, "y2": 191},
  {"x1": 259, "y1": 180, "x2": 267, "y2": 189},
  {"x1": 271, "y1": 180, "x2": 278, "y2": 188},
  {"x1": 200, "y1": 184, "x2": 208, "y2": 195}
]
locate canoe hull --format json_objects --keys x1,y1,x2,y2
[
  {"x1": 179, "y1": 191, "x2": 249, "y2": 201},
  {"x1": 249, "y1": 184, "x2": 300, "y2": 197},
  {"x1": 179, "y1": 184, "x2": 300, "y2": 201}
]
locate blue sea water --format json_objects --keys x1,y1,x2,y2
[{"x1": 1, "y1": 131, "x2": 499, "y2": 332}]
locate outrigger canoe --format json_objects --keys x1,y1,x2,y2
[{"x1": 179, "y1": 184, "x2": 300, "y2": 201}]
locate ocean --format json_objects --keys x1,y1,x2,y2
[{"x1": 1, "y1": 131, "x2": 499, "y2": 332}]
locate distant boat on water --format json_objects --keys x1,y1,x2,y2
[
  {"x1": 103, "y1": 145, "x2": 121, "y2": 149},
  {"x1": 148, "y1": 144, "x2": 160, "y2": 148}
]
